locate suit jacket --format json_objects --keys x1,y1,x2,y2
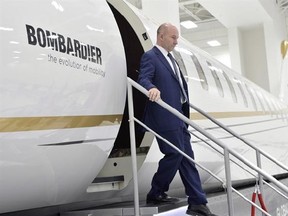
[{"x1": 138, "y1": 46, "x2": 190, "y2": 132}]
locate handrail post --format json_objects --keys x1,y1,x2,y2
[
  {"x1": 256, "y1": 149, "x2": 265, "y2": 216},
  {"x1": 224, "y1": 147, "x2": 234, "y2": 216},
  {"x1": 127, "y1": 80, "x2": 140, "y2": 216}
]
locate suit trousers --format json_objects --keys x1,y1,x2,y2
[{"x1": 148, "y1": 126, "x2": 208, "y2": 205}]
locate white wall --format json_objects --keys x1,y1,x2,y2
[
  {"x1": 141, "y1": 0, "x2": 180, "y2": 30},
  {"x1": 242, "y1": 25, "x2": 270, "y2": 91}
]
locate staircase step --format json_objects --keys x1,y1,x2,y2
[{"x1": 87, "y1": 176, "x2": 124, "y2": 193}]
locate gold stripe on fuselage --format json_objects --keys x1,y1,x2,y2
[
  {"x1": 0, "y1": 115, "x2": 122, "y2": 132},
  {"x1": 190, "y1": 111, "x2": 271, "y2": 120},
  {"x1": 0, "y1": 110, "x2": 284, "y2": 132}
]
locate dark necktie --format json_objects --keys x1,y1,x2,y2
[{"x1": 167, "y1": 53, "x2": 188, "y2": 103}]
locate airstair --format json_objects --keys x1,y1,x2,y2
[{"x1": 62, "y1": 78, "x2": 288, "y2": 216}]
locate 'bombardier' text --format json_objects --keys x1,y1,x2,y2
[{"x1": 26, "y1": 24, "x2": 102, "y2": 65}]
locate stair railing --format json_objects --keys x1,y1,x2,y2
[
  {"x1": 189, "y1": 130, "x2": 288, "y2": 202},
  {"x1": 189, "y1": 103, "x2": 288, "y2": 196},
  {"x1": 127, "y1": 77, "x2": 288, "y2": 216}
]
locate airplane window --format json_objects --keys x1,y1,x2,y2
[
  {"x1": 264, "y1": 96, "x2": 274, "y2": 115},
  {"x1": 173, "y1": 50, "x2": 188, "y2": 78},
  {"x1": 233, "y1": 77, "x2": 248, "y2": 107},
  {"x1": 190, "y1": 53, "x2": 208, "y2": 90},
  {"x1": 262, "y1": 93, "x2": 272, "y2": 114},
  {"x1": 278, "y1": 103, "x2": 287, "y2": 119},
  {"x1": 270, "y1": 99, "x2": 281, "y2": 117},
  {"x1": 220, "y1": 69, "x2": 237, "y2": 103},
  {"x1": 273, "y1": 100, "x2": 283, "y2": 118},
  {"x1": 207, "y1": 61, "x2": 224, "y2": 97},
  {"x1": 251, "y1": 88, "x2": 266, "y2": 113},
  {"x1": 245, "y1": 83, "x2": 258, "y2": 111}
]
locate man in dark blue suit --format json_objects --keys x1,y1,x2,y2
[{"x1": 138, "y1": 23, "x2": 218, "y2": 216}]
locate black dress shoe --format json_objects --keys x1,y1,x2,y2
[
  {"x1": 146, "y1": 194, "x2": 179, "y2": 204},
  {"x1": 186, "y1": 204, "x2": 218, "y2": 216}
]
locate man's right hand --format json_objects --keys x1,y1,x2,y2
[{"x1": 148, "y1": 87, "x2": 161, "y2": 102}]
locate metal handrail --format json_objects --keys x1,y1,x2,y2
[
  {"x1": 134, "y1": 109, "x2": 272, "y2": 216},
  {"x1": 189, "y1": 130, "x2": 288, "y2": 201},
  {"x1": 189, "y1": 102, "x2": 288, "y2": 204},
  {"x1": 189, "y1": 103, "x2": 288, "y2": 173},
  {"x1": 135, "y1": 115, "x2": 273, "y2": 216},
  {"x1": 127, "y1": 77, "x2": 288, "y2": 216}
]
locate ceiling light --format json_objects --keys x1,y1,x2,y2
[
  {"x1": 51, "y1": 1, "x2": 64, "y2": 12},
  {"x1": 0, "y1": 26, "x2": 13, "y2": 31},
  {"x1": 207, "y1": 40, "x2": 221, "y2": 47},
  {"x1": 180, "y1": 20, "x2": 198, "y2": 29},
  {"x1": 86, "y1": 25, "x2": 104, "y2": 32}
]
